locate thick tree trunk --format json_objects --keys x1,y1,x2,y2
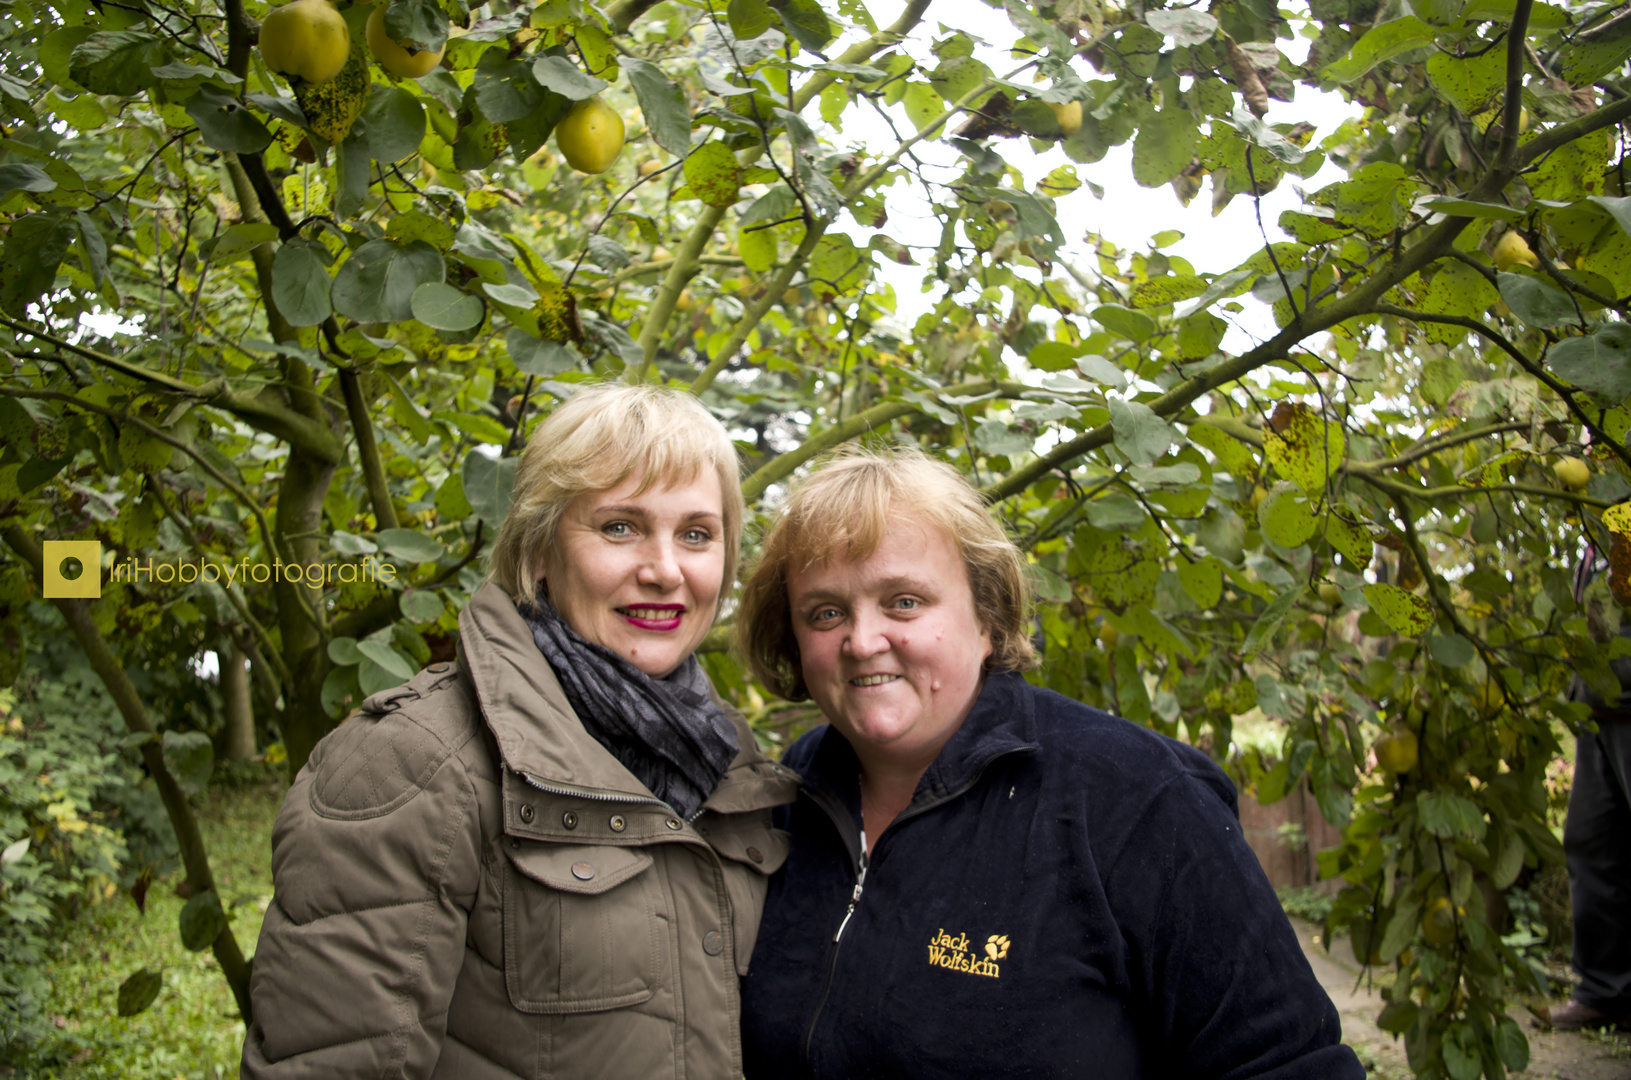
[{"x1": 222, "y1": 643, "x2": 255, "y2": 761}]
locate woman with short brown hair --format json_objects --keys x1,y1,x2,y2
[{"x1": 735, "y1": 447, "x2": 1361, "y2": 1079}]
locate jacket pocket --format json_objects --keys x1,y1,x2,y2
[{"x1": 502, "y1": 843, "x2": 664, "y2": 1014}]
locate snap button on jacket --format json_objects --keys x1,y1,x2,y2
[{"x1": 241, "y1": 582, "x2": 798, "y2": 1079}]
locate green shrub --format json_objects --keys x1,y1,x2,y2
[{"x1": 0, "y1": 664, "x2": 173, "y2": 1060}]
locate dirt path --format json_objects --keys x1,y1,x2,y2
[{"x1": 1293, "y1": 919, "x2": 1631, "y2": 1079}]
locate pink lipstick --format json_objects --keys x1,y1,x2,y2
[{"x1": 619, "y1": 604, "x2": 685, "y2": 631}]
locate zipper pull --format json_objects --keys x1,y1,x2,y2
[{"x1": 833, "y1": 835, "x2": 869, "y2": 942}]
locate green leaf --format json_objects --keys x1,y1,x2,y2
[
  {"x1": 327, "y1": 636, "x2": 363, "y2": 665},
  {"x1": 1362, "y1": 583, "x2": 1434, "y2": 636},
  {"x1": 1492, "y1": 828, "x2": 1525, "y2": 889},
  {"x1": 321, "y1": 664, "x2": 362, "y2": 718},
  {"x1": 401, "y1": 588, "x2": 445, "y2": 622},
  {"x1": 435, "y1": 470, "x2": 474, "y2": 521},
  {"x1": 117, "y1": 968, "x2": 163, "y2": 1017},
  {"x1": 1242, "y1": 587, "x2": 1302, "y2": 659},
  {"x1": 1131, "y1": 275, "x2": 1209, "y2": 309},
  {"x1": 39, "y1": 26, "x2": 96, "y2": 90},
  {"x1": 1259, "y1": 481, "x2": 1318, "y2": 548},
  {"x1": 1498, "y1": 271, "x2": 1576, "y2": 328},
  {"x1": 1493, "y1": 1017, "x2": 1530, "y2": 1072},
  {"x1": 357, "y1": 637, "x2": 418, "y2": 681},
  {"x1": 0, "y1": 212, "x2": 75, "y2": 317},
  {"x1": 1322, "y1": 17, "x2": 1434, "y2": 84},
  {"x1": 161, "y1": 730, "x2": 214, "y2": 796},
  {"x1": 685, "y1": 141, "x2": 742, "y2": 210},
  {"x1": 739, "y1": 226, "x2": 778, "y2": 272},
  {"x1": 1131, "y1": 109, "x2": 1199, "y2": 188},
  {"x1": 0, "y1": 162, "x2": 56, "y2": 199},
  {"x1": 184, "y1": 84, "x2": 273, "y2": 153},
  {"x1": 1145, "y1": 8, "x2": 1218, "y2": 46},
  {"x1": 1548, "y1": 324, "x2": 1631, "y2": 401},
  {"x1": 532, "y1": 56, "x2": 608, "y2": 101},
  {"x1": 335, "y1": 132, "x2": 370, "y2": 219},
  {"x1": 507, "y1": 328, "x2": 579, "y2": 375},
  {"x1": 1419, "y1": 791, "x2": 1487, "y2": 840},
  {"x1": 620, "y1": 57, "x2": 691, "y2": 158},
  {"x1": 1178, "y1": 557, "x2": 1224, "y2": 609},
  {"x1": 411, "y1": 282, "x2": 484, "y2": 331},
  {"x1": 68, "y1": 32, "x2": 169, "y2": 97},
  {"x1": 1108, "y1": 397, "x2": 1174, "y2": 466},
  {"x1": 1558, "y1": 15, "x2": 1631, "y2": 85},
  {"x1": 362, "y1": 85, "x2": 427, "y2": 164},
  {"x1": 1376, "y1": 1000, "x2": 1419, "y2": 1035},
  {"x1": 728, "y1": 0, "x2": 776, "y2": 38},
  {"x1": 779, "y1": 0, "x2": 834, "y2": 51},
  {"x1": 210, "y1": 222, "x2": 280, "y2": 261},
  {"x1": 474, "y1": 50, "x2": 546, "y2": 124},
  {"x1": 1443, "y1": 1028, "x2": 1481, "y2": 1080},
  {"x1": 1266, "y1": 406, "x2": 1346, "y2": 493},
  {"x1": 1093, "y1": 304, "x2": 1157, "y2": 343},
  {"x1": 270, "y1": 239, "x2": 333, "y2": 328},
  {"x1": 463, "y1": 449, "x2": 517, "y2": 528},
  {"x1": 332, "y1": 239, "x2": 445, "y2": 324},
  {"x1": 376, "y1": 527, "x2": 446, "y2": 563},
  {"x1": 1425, "y1": 45, "x2": 1505, "y2": 115},
  {"x1": 1380, "y1": 898, "x2": 1421, "y2": 962},
  {"x1": 1428, "y1": 632, "x2": 1476, "y2": 667},
  {"x1": 178, "y1": 889, "x2": 225, "y2": 951},
  {"x1": 384, "y1": 0, "x2": 449, "y2": 53},
  {"x1": 1, "y1": 837, "x2": 29, "y2": 865}
]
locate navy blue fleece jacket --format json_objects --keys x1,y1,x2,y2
[{"x1": 740, "y1": 672, "x2": 1363, "y2": 1079}]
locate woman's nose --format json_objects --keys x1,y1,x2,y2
[
  {"x1": 841, "y1": 608, "x2": 889, "y2": 658},
  {"x1": 635, "y1": 538, "x2": 683, "y2": 590}
]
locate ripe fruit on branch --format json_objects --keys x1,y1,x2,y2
[
  {"x1": 637, "y1": 158, "x2": 663, "y2": 177},
  {"x1": 555, "y1": 95, "x2": 626, "y2": 175},
  {"x1": 367, "y1": 5, "x2": 444, "y2": 79},
  {"x1": 1421, "y1": 896, "x2": 1459, "y2": 947},
  {"x1": 259, "y1": 0, "x2": 351, "y2": 85},
  {"x1": 1047, "y1": 100, "x2": 1083, "y2": 136},
  {"x1": 1554, "y1": 456, "x2": 1591, "y2": 491},
  {"x1": 1318, "y1": 582, "x2": 1342, "y2": 607},
  {"x1": 1493, "y1": 230, "x2": 1539, "y2": 271},
  {"x1": 1374, "y1": 728, "x2": 1419, "y2": 774}
]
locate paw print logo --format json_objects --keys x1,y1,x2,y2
[{"x1": 984, "y1": 934, "x2": 1010, "y2": 960}]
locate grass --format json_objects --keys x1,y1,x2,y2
[{"x1": 6, "y1": 774, "x2": 284, "y2": 1079}]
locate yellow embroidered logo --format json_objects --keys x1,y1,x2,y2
[{"x1": 927, "y1": 929, "x2": 1006, "y2": 978}]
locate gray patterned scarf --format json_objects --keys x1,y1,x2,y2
[{"x1": 518, "y1": 599, "x2": 738, "y2": 820}]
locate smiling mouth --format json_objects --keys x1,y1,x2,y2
[
  {"x1": 619, "y1": 605, "x2": 685, "y2": 630},
  {"x1": 850, "y1": 674, "x2": 900, "y2": 687}
]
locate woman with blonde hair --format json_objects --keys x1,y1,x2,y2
[
  {"x1": 735, "y1": 447, "x2": 1361, "y2": 1079},
  {"x1": 244, "y1": 383, "x2": 797, "y2": 1079}
]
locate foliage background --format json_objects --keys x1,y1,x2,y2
[{"x1": 2, "y1": 0, "x2": 1630, "y2": 1071}]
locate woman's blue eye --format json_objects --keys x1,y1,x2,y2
[
  {"x1": 683, "y1": 528, "x2": 710, "y2": 544},
  {"x1": 604, "y1": 522, "x2": 631, "y2": 536},
  {"x1": 895, "y1": 597, "x2": 918, "y2": 610}
]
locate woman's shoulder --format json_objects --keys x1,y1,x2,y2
[
  {"x1": 303, "y1": 662, "x2": 495, "y2": 818},
  {"x1": 1019, "y1": 681, "x2": 1238, "y2": 816}
]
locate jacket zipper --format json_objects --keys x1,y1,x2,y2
[
  {"x1": 798, "y1": 745, "x2": 1035, "y2": 1071},
  {"x1": 520, "y1": 774, "x2": 726, "y2": 824},
  {"x1": 803, "y1": 831, "x2": 867, "y2": 1065}
]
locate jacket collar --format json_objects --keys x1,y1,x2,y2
[
  {"x1": 800, "y1": 671, "x2": 1041, "y2": 822},
  {"x1": 457, "y1": 581, "x2": 797, "y2": 810}
]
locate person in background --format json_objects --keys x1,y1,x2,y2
[
  {"x1": 242, "y1": 383, "x2": 797, "y2": 1079},
  {"x1": 1545, "y1": 543, "x2": 1631, "y2": 1031},
  {"x1": 733, "y1": 448, "x2": 1364, "y2": 1079}
]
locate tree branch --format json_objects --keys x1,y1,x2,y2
[
  {"x1": 1496, "y1": 0, "x2": 1533, "y2": 171},
  {"x1": 339, "y1": 369, "x2": 400, "y2": 531},
  {"x1": 741, "y1": 378, "x2": 1031, "y2": 500},
  {"x1": 0, "y1": 322, "x2": 343, "y2": 462}
]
